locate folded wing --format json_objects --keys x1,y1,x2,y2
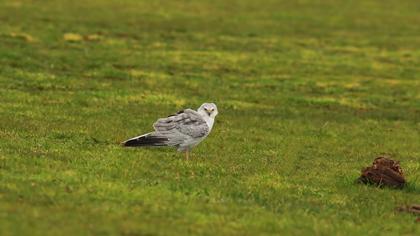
[{"x1": 153, "y1": 109, "x2": 209, "y2": 139}]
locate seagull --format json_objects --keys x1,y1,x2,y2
[{"x1": 122, "y1": 103, "x2": 218, "y2": 160}]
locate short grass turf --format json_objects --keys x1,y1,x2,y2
[{"x1": 1, "y1": 0, "x2": 419, "y2": 235}]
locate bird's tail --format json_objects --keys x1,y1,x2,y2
[{"x1": 121, "y1": 132, "x2": 169, "y2": 147}]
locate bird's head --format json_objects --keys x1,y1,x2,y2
[{"x1": 198, "y1": 103, "x2": 218, "y2": 118}]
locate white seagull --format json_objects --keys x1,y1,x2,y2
[{"x1": 122, "y1": 103, "x2": 218, "y2": 160}]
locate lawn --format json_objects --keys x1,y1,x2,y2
[{"x1": 0, "y1": 0, "x2": 419, "y2": 235}]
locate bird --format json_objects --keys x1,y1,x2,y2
[{"x1": 122, "y1": 103, "x2": 218, "y2": 160}]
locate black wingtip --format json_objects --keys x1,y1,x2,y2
[{"x1": 122, "y1": 135, "x2": 168, "y2": 147}]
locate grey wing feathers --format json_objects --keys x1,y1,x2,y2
[{"x1": 153, "y1": 109, "x2": 209, "y2": 138}]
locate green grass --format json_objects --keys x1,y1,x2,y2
[{"x1": 1, "y1": 0, "x2": 419, "y2": 235}]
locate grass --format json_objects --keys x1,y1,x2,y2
[{"x1": 0, "y1": 0, "x2": 419, "y2": 235}]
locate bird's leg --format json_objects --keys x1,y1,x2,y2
[{"x1": 185, "y1": 150, "x2": 189, "y2": 161}]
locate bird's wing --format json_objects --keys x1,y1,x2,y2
[{"x1": 153, "y1": 109, "x2": 209, "y2": 138}]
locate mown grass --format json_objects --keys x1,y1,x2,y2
[{"x1": 0, "y1": 0, "x2": 419, "y2": 235}]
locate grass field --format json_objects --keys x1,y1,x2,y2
[{"x1": 1, "y1": 0, "x2": 419, "y2": 235}]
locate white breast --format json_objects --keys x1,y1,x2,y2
[{"x1": 203, "y1": 116, "x2": 215, "y2": 133}]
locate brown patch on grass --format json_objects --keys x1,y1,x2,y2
[
  {"x1": 358, "y1": 155, "x2": 406, "y2": 189},
  {"x1": 396, "y1": 204, "x2": 420, "y2": 223}
]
